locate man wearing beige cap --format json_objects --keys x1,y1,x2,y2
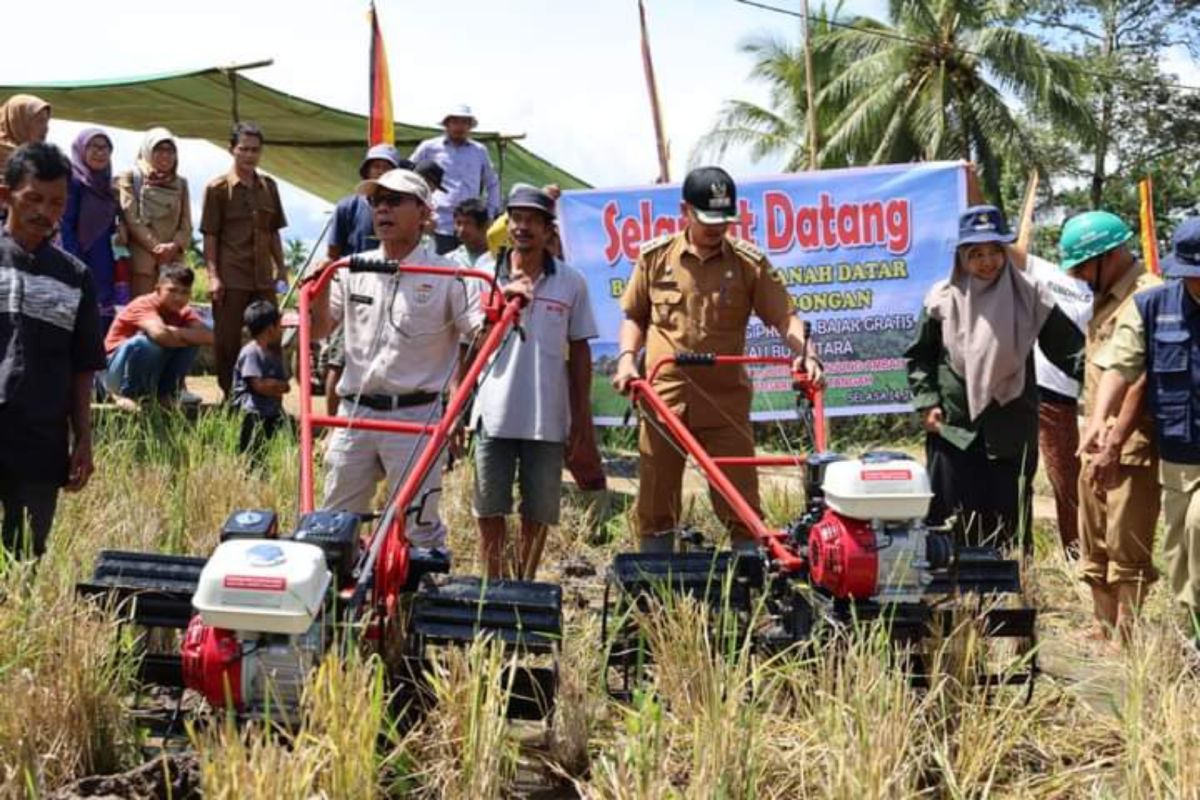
[
  {"x1": 411, "y1": 104, "x2": 500, "y2": 255},
  {"x1": 311, "y1": 168, "x2": 482, "y2": 550}
]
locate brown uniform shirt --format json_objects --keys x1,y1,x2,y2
[
  {"x1": 620, "y1": 232, "x2": 793, "y2": 428},
  {"x1": 1083, "y1": 266, "x2": 1160, "y2": 467},
  {"x1": 199, "y1": 169, "x2": 287, "y2": 291}
]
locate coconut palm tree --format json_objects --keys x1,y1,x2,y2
[
  {"x1": 818, "y1": 0, "x2": 1095, "y2": 206},
  {"x1": 693, "y1": 3, "x2": 850, "y2": 171}
]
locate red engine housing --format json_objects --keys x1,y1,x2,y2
[
  {"x1": 807, "y1": 510, "x2": 879, "y2": 599},
  {"x1": 181, "y1": 615, "x2": 243, "y2": 709}
]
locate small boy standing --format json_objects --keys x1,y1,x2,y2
[{"x1": 232, "y1": 300, "x2": 290, "y2": 458}]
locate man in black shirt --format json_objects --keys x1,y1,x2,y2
[{"x1": 0, "y1": 143, "x2": 105, "y2": 559}]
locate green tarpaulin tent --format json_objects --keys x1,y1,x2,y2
[{"x1": 0, "y1": 63, "x2": 588, "y2": 202}]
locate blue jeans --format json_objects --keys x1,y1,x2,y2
[{"x1": 105, "y1": 334, "x2": 197, "y2": 400}]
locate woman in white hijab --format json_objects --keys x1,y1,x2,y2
[
  {"x1": 117, "y1": 127, "x2": 193, "y2": 297},
  {"x1": 906, "y1": 205, "x2": 1085, "y2": 551}
]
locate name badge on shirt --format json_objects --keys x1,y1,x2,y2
[{"x1": 350, "y1": 293, "x2": 375, "y2": 306}]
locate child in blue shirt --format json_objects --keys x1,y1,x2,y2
[{"x1": 232, "y1": 300, "x2": 291, "y2": 460}]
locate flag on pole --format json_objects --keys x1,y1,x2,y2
[
  {"x1": 1138, "y1": 176, "x2": 1161, "y2": 276},
  {"x1": 637, "y1": 0, "x2": 670, "y2": 184},
  {"x1": 368, "y1": 2, "x2": 394, "y2": 146}
]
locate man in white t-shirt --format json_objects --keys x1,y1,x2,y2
[
  {"x1": 472, "y1": 186, "x2": 600, "y2": 579},
  {"x1": 1026, "y1": 253, "x2": 1092, "y2": 554},
  {"x1": 311, "y1": 168, "x2": 483, "y2": 550}
]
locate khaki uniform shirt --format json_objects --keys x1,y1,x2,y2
[
  {"x1": 199, "y1": 169, "x2": 287, "y2": 291},
  {"x1": 116, "y1": 171, "x2": 193, "y2": 278},
  {"x1": 620, "y1": 232, "x2": 793, "y2": 428},
  {"x1": 1096, "y1": 287, "x2": 1200, "y2": 487},
  {"x1": 1083, "y1": 267, "x2": 1160, "y2": 467}
]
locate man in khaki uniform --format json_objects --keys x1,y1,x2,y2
[
  {"x1": 1084, "y1": 218, "x2": 1200, "y2": 650},
  {"x1": 613, "y1": 166, "x2": 823, "y2": 553},
  {"x1": 1059, "y1": 211, "x2": 1160, "y2": 642},
  {"x1": 200, "y1": 122, "x2": 287, "y2": 398}
]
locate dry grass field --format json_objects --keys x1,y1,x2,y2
[{"x1": 2, "y1": 409, "x2": 1197, "y2": 799}]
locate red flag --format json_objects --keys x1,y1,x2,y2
[
  {"x1": 368, "y1": 2, "x2": 394, "y2": 146},
  {"x1": 1139, "y1": 177, "x2": 1161, "y2": 276}
]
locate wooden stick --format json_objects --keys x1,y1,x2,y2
[
  {"x1": 1010, "y1": 170, "x2": 1040, "y2": 270},
  {"x1": 638, "y1": 0, "x2": 671, "y2": 183}
]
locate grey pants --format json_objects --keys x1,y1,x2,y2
[{"x1": 0, "y1": 478, "x2": 59, "y2": 559}]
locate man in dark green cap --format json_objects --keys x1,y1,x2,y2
[{"x1": 1061, "y1": 210, "x2": 1160, "y2": 644}]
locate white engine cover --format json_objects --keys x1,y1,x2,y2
[
  {"x1": 822, "y1": 457, "x2": 933, "y2": 521},
  {"x1": 193, "y1": 539, "x2": 331, "y2": 635}
]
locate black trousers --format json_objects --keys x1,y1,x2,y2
[
  {"x1": 0, "y1": 477, "x2": 59, "y2": 559},
  {"x1": 925, "y1": 433, "x2": 1036, "y2": 551},
  {"x1": 239, "y1": 413, "x2": 292, "y2": 466}
]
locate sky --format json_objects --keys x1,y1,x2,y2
[
  {"x1": 4, "y1": 0, "x2": 1197, "y2": 247},
  {"x1": 1, "y1": 0, "x2": 885, "y2": 244}
]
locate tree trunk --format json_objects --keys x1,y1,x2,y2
[{"x1": 1090, "y1": 13, "x2": 1117, "y2": 208}]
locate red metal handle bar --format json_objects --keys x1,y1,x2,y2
[
  {"x1": 646, "y1": 353, "x2": 795, "y2": 384},
  {"x1": 297, "y1": 256, "x2": 514, "y2": 513},
  {"x1": 629, "y1": 376, "x2": 805, "y2": 573},
  {"x1": 305, "y1": 415, "x2": 437, "y2": 436},
  {"x1": 710, "y1": 456, "x2": 807, "y2": 467},
  {"x1": 300, "y1": 256, "x2": 502, "y2": 299},
  {"x1": 642, "y1": 353, "x2": 827, "y2": 452}
]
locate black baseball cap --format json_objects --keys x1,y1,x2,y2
[
  {"x1": 683, "y1": 166, "x2": 739, "y2": 224},
  {"x1": 414, "y1": 159, "x2": 445, "y2": 192},
  {"x1": 506, "y1": 185, "x2": 556, "y2": 219}
]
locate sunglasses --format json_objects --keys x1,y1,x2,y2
[{"x1": 370, "y1": 192, "x2": 417, "y2": 209}]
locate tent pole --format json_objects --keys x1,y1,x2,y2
[
  {"x1": 218, "y1": 59, "x2": 273, "y2": 126},
  {"x1": 228, "y1": 72, "x2": 241, "y2": 123},
  {"x1": 497, "y1": 139, "x2": 507, "y2": 189}
]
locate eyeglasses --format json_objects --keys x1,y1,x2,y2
[
  {"x1": 370, "y1": 192, "x2": 415, "y2": 209},
  {"x1": 85, "y1": 140, "x2": 113, "y2": 152}
]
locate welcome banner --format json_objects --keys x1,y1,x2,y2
[{"x1": 558, "y1": 161, "x2": 966, "y2": 424}]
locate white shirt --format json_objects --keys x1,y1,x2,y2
[
  {"x1": 330, "y1": 243, "x2": 483, "y2": 397},
  {"x1": 472, "y1": 256, "x2": 599, "y2": 441},
  {"x1": 1027, "y1": 254, "x2": 1092, "y2": 398},
  {"x1": 448, "y1": 244, "x2": 496, "y2": 272}
]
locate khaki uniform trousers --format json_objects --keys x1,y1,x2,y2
[
  {"x1": 322, "y1": 400, "x2": 448, "y2": 550},
  {"x1": 637, "y1": 417, "x2": 760, "y2": 549},
  {"x1": 1161, "y1": 462, "x2": 1200, "y2": 609},
  {"x1": 1077, "y1": 454, "x2": 1160, "y2": 588}
]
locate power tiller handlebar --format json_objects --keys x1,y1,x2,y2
[
  {"x1": 627, "y1": 353, "x2": 826, "y2": 575},
  {"x1": 295, "y1": 256, "x2": 525, "y2": 620}
]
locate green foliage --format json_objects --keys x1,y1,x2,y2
[
  {"x1": 692, "y1": 2, "x2": 854, "y2": 170},
  {"x1": 815, "y1": 0, "x2": 1095, "y2": 209},
  {"x1": 284, "y1": 237, "x2": 310, "y2": 273},
  {"x1": 1015, "y1": 0, "x2": 1200, "y2": 225}
]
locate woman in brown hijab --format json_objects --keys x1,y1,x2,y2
[
  {"x1": 906, "y1": 205, "x2": 1085, "y2": 551},
  {"x1": 0, "y1": 94, "x2": 51, "y2": 177},
  {"x1": 117, "y1": 127, "x2": 193, "y2": 297}
]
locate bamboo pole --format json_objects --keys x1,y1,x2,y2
[{"x1": 638, "y1": 0, "x2": 671, "y2": 183}]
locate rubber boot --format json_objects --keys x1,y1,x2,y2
[
  {"x1": 639, "y1": 531, "x2": 676, "y2": 554},
  {"x1": 1089, "y1": 583, "x2": 1118, "y2": 641},
  {"x1": 1115, "y1": 582, "x2": 1148, "y2": 645}
]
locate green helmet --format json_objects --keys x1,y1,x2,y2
[{"x1": 1058, "y1": 211, "x2": 1133, "y2": 272}]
